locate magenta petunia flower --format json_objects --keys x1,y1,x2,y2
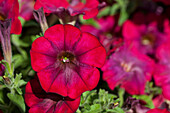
[
  {"x1": 19, "y1": 0, "x2": 35, "y2": 21},
  {"x1": 25, "y1": 76, "x2": 80, "y2": 113},
  {"x1": 101, "y1": 44, "x2": 154, "y2": 95},
  {"x1": 123, "y1": 20, "x2": 168, "y2": 55},
  {"x1": 30, "y1": 24, "x2": 106, "y2": 99},
  {"x1": 0, "y1": 0, "x2": 22, "y2": 34},
  {"x1": 81, "y1": 16, "x2": 115, "y2": 37},
  {"x1": 34, "y1": 0, "x2": 104, "y2": 23},
  {"x1": 154, "y1": 42, "x2": 170, "y2": 100},
  {"x1": 147, "y1": 108, "x2": 169, "y2": 113},
  {"x1": 80, "y1": 16, "x2": 122, "y2": 53}
]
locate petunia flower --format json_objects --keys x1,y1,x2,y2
[
  {"x1": 123, "y1": 20, "x2": 168, "y2": 55},
  {"x1": 25, "y1": 75, "x2": 80, "y2": 113},
  {"x1": 154, "y1": 42, "x2": 170, "y2": 100},
  {"x1": 34, "y1": 0, "x2": 105, "y2": 23},
  {"x1": 0, "y1": 0, "x2": 22, "y2": 34},
  {"x1": 147, "y1": 108, "x2": 169, "y2": 113},
  {"x1": 101, "y1": 44, "x2": 154, "y2": 95},
  {"x1": 81, "y1": 16, "x2": 122, "y2": 53},
  {"x1": 81, "y1": 16, "x2": 115, "y2": 37},
  {"x1": 19, "y1": 0, "x2": 35, "y2": 21},
  {"x1": 30, "y1": 24, "x2": 106, "y2": 99}
]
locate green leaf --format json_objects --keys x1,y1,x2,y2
[
  {"x1": 84, "y1": 104, "x2": 102, "y2": 113},
  {"x1": 15, "y1": 87, "x2": 22, "y2": 95},
  {"x1": 14, "y1": 73, "x2": 22, "y2": 85},
  {"x1": 97, "y1": 6, "x2": 111, "y2": 18},
  {"x1": 18, "y1": 16, "x2": 26, "y2": 26},
  {"x1": 118, "y1": 8, "x2": 128, "y2": 26},
  {"x1": 11, "y1": 35, "x2": 29, "y2": 47},
  {"x1": 110, "y1": 4, "x2": 120, "y2": 15},
  {"x1": 118, "y1": 88, "x2": 125, "y2": 107},
  {"x1": 133, "y1": 95, "x2": 154, "y2": 109},
  {"x1": 0, "y1": 76, "x2": 3, "y2": 82},
  {"x1": 106, "y1": 107, "x2": 125, "y2": 113},
  {"x1": 0, "y1": 91, "x2": 4, "y2": 104},
  {"x1": 79, "y1": 15, "x2": 100, "y2": 28},
  {"x1": 7, "y1": 93, "x2": 25, "y2": 113},
  {"x1": 24, "y1": 20, "x2": 39, "y2": 27},
  {"x1": 13, "y1": 54, "x2": 24, "y2": 68},
  {"x1": 18, "y1": 80, "x2": 27, "y2": 87}
]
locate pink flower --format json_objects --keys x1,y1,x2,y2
[
  {"x1": 147, "y1": 108, "x2": 169, "y2": 113},
  {"x1": 123, "y1": 20, "x2": 168, "y2": 55},
  {"x1": 0, "y1": 0, "x2": 22, "y2": 34},
  {"x1": 30, "y1": 24, "x2": 106, "y2": 99},
  {"x1": 154, "y1": 42, "x2": 170, "y2": 100},
  {"x1": 34, "y1": 0, "x2": 104, "y2": 23},
  {"x1": 102, "y1": 44, "x2": 154, "y2": 95},
  {"x1": 25, "y1": 76, "x2": 80, "y2": 113},
  {"x1": 81, "y1": 16, "x2": 122, "y2": 53},
  {"x1": 19, "y1": 0, "x2": 35, "y2": 21},
  {"x1": 81, "y1": 16, "x2": 115, "y2": 37}
]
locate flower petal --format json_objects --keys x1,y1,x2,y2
[
  {"x1": 11, "y1": 18, "x2": 22, "y2": 34},
  {"x1": 74, "y1": 32, "x2": 102, "y2": 55},
  {"x1": 77, "y1": 46, "x2": 106, "y2": 68},
  {"x1": 44, "y1": 24, "x2": 65, "y2": 51},
  {"x1": 42, "y1": 65, "x2": 100, "y2": 99},
  {"x1": 25, "y1": 76, "x2": 80, "y2": 113},
  {"x1": 30, "y1": 51, "x2": 56, "y2": 72},
  {"x1": 64, "y1": 24, "x2": 81, "y2": 51},
  {"x1": 31, "y1": 37, "x2": 58, "y2": 57}
]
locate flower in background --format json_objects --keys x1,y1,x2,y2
[
  {"x1": 154, "y1": 42, "x2": 170, "y2": 100},
  {"x1": 81, "y1": 16, "x2": 115, "y2": 37},
  {"x1": 25, "y1": 76, "x2": 80, "y2": 113},
  {"x1": 147, "y1": 108, "x2": 169, "y2": 113},
  {"x1": 34, "y1": 0, "x2": 105, "y2": 23},
  {"x1": 123, "y1": 20, "x2": 168, "y2": 55},
  {"x1": 102, "y1": 44, "x2": 154, "y2": 95},
  {"x1": 30, "y1": 24, "x2": 106, "y2": 99},
  {"x1": 0, "y1": 0, "x2": 22, "y2": 34},
  {"x1": 81, "y1": 16, "x2": 123, "y2": 53},
  {"x1": 19, "y1": 0, "x2": 35, "y2": 21},
  {"x1": 122, "y1": 97, "x2": 150, "y2": 113}
]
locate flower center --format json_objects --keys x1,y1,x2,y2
[
  {"x1": 120, "y1": 61, "x2": 132, "y2": 72},
  {"x1": 141, "y1": 33, "x2": 155, "y2": 45},
  {"x1": 58, "y1": 51, "x2": 75, "y2": 63},
  {"x1": 0, "y1": 13, "x2": 6, "y2": 21}
]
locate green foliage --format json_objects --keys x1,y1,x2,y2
[
  {"x1": 0, "y1": 60, "x2": 27, "y2": 113},
  {"x1": 118, "y1": 88, "x2": 125, "y2": 107},
  {"x1": 79, "y1": 15, "x2": 100, "y2": 28},
  {"x1": 77, "y1": 89, "x2": 124, "y2": 113},
  {"x1": 7, "y1": 93, "x2": 25, "y2": 113},
  {"x1": 98, "y1": 7, "x2": 111, "y2": 18},
  {"x1": 132, "y1": 95, "x2": 154, "y2": 109},
  {"x1": 0, "y1": 91, "x2": 5, "y2": 104}
]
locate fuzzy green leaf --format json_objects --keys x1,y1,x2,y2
[
  {"x1": 7, "y1": 93, "x2": 25, "y2": 113},
  {"x1": 133, "y1": 95, "x2": 154, "y2": 109},
  {"x1": 110, "y1": 4, "x2": 120, "y2": 15}
]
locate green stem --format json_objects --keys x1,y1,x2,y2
[{"x1": 6, "y1": 101, "x2": 14, "y2": 113}]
